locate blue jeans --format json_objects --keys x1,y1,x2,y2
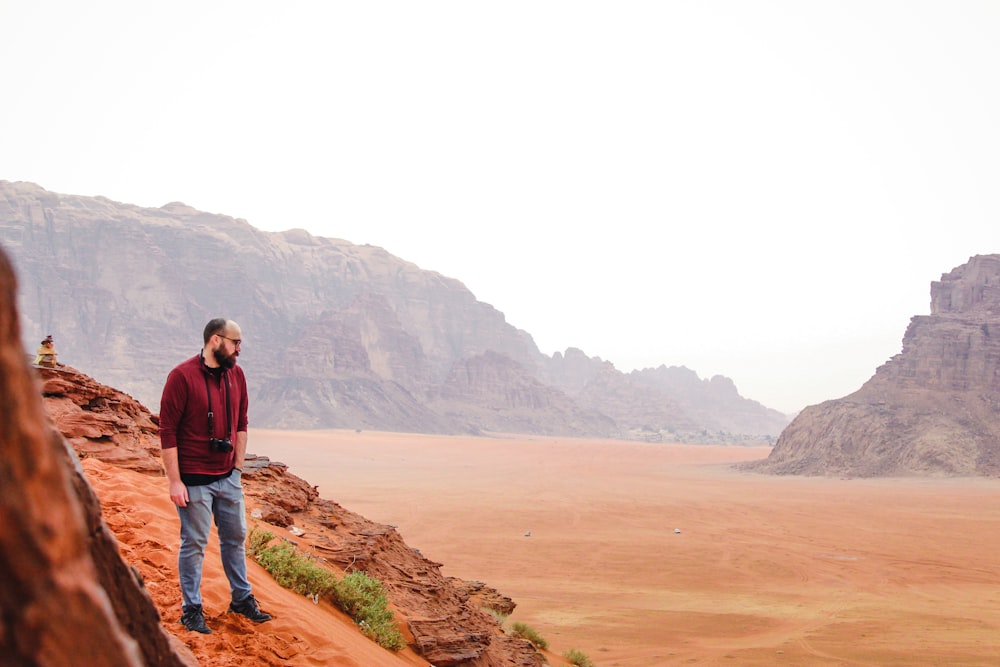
[{"x1": 176, "y1": 469, "x2": 252, "y2": 608}]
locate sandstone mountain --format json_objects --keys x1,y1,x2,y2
[
  {"x1": 747, "y1": 254, "x2": 1000, "y2": 476},
  {"x1": 1, "y1": 180, "x2": 788, "y2": 440}
]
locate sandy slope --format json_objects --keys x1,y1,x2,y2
[
  {"x1": 83, "y1": 458, "x2": 435, "y2": 667},
  {"x1": 250, "y1": 429, "x2": 1000, "y2": 667}
]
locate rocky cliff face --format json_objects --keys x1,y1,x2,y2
[
  {"x1": 1, "y1": 180, "x2": 788, "y2": 439},
  {"x1": 747, "y1": 255, "x2": 1000, "y2": 476}
]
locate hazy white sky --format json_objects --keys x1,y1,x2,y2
[{"x1": 3, "y1": 2, "x2": 998, "y2": 413}]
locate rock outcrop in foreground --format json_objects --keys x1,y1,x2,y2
[{"x1": 748, "y1": 255, "x2": 1000, "y2": 477}]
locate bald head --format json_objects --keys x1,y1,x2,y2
[{"x1": 202, "y1": 318, "x2": 242, "y2": 369}]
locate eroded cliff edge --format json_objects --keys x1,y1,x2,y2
[{"x1": 747, "y1": 255, "x2": 1000, "y2": 477}]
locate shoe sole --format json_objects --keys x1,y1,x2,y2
[
  {"x1": 229, "y1": 611, "x2": 272, "y2": 623},
  {"x1": 229, "y1": 607, "x2": 272, "y2": 623},
  {"x1": 180, "y1": 623, "x2": 212, "y2": 634},
  {"x1": 179, "y1": 618, "x2": 212, "y2": 634}
]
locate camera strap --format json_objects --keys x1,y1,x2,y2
[{"x1": 204, "y1": 369, "x2": 232, "y2": 440}]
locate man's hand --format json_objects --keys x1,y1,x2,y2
[
  {"x1": 161, "y1": 447, "x2": 188, "y2": 506},
  {"x1": 169, "y1": 479, "x2": 189, "y2": 507}
]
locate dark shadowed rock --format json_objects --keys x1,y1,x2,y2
[{"x1": 747, "y1": 254, "x2": 1000, "y2": 476}]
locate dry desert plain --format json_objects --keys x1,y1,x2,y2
[{"x1": 250, "y1": 429, "x2": 1000, "y2": 666}]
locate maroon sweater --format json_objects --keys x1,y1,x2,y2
[{"x1": 159, "y1": 353, "x2": 248, "y2": 476}]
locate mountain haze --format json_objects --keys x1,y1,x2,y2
[{"x1": 1, "y1": 181, "x2": 788, "y2": 440}]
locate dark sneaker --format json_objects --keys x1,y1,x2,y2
[
  {"x1": 229, "y1": 595, "x2": 272, "y2": 623},
  {"x1": 179, "y1": 605, "x2": 212, "y2": 634}
]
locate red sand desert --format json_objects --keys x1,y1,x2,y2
[
  {"x1": 86, "y1": 430, "x2": 1000, "y2": 666},
  {"x1": 247, "y1": 429, "x2": 1000, "y2": 667}
]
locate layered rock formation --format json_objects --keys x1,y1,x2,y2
[
  {"x1": 748, "y1": 255, "x2": 1000, "y2": 476},
  {"x1": 1, "y1": 180, "x2": 788, "y2": 439}
]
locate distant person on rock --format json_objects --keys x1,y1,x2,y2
[
  {"x1": 33, "y1": 334, "x2": 57, "y2": 367},
  {"x1": 159, "y1": 318, "x2": 271, "y2": 634}
]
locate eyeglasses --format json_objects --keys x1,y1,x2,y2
[{"x1": 218, "y1": 334, "x2": 242, "y2": 347}]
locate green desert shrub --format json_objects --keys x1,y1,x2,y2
[
  {"x1": 333, "y1": 571, "x2": 406, "y2": 651},
  {"x1": 246, "y1": 525, "x2": 335, "y2": 598},
  {"x1": 564, "y1": 647, "x2": 596, "y2": 667},
  {"x1": 246, "y1": 525, "x2": 404, "y2": 650},
  {"x1": 510, "y1": 621, "x2": 548, "y2": 649},
  {"x1": 247, "y1": 524, "x2": 275, "y2": 555}
]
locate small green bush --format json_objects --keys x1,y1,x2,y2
[
  {"x1": 246, "y1": 525, "x2": 404, "y2": 650},
  {"x1": 334, "y1": 571, "x2": 406, "y2": 651},
  {"x1": 246, "y1": 525, "x2": 335, "y2": 598},
  {"x1": 247, "y1": 524, "x2": 275, "y2": 555},
  {"x1": 510, "y1": 621, "x2": 548, "y2": 649},
  {"x1": 564, "y1": 648, "x2": 595, "y2": 667}
]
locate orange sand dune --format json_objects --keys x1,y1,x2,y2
[
  {"x1": 83, "y1": 458, "x2": 433, "y2": 667},
  {"x1": 251, "y1": 429, "x2": 1000, "y2": 667}
]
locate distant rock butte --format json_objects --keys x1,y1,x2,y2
[
  {"x1": 747, "y1": 254, "x2": 1000, "y2": 477},
  {"x1": 0, "y1": 180, "x2": 789, "y2": 440}
]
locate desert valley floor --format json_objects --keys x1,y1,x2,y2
[{"x1": 248, "y1": 429, "x2": 1000, "y2": 667}]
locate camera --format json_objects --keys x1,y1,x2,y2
[{"x1": 209, "y1": 437, "x2": 233, "y2": 453}]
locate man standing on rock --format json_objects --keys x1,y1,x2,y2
[{"x1": 159, "y1": 318, "x2": 271, "y2": 634}]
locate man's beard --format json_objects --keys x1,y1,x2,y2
[{"x1": 213, "y1": 347, "x2": 238, "y2": 369}]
